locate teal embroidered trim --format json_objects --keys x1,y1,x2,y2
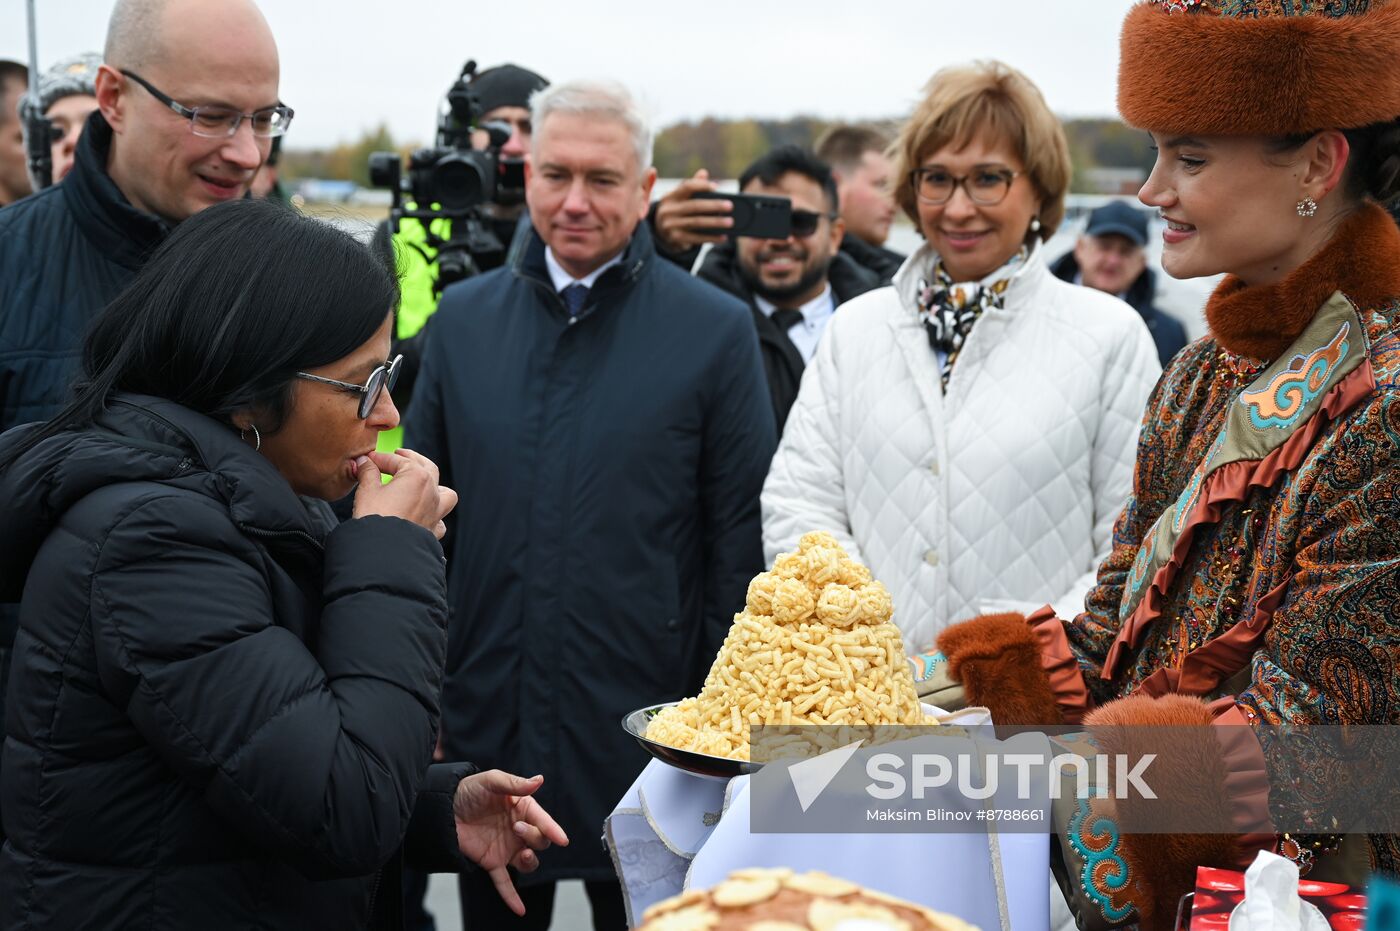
[
  {"x1": 1119, "y1": 512, "x2": 1162, "y2": 622},
  {"x1": 1240, "y1": 322, "x2": 1350, "y2": 430},
  {"x1": 1067, "y1": 797, "x2": 1137, "y2": 924},
  {"x1": 1171, "y1": 430, "x2": 1229, "y2": 535},
  {"x1": 908, "y1": 651, "x2": 946, "y2": 682}
]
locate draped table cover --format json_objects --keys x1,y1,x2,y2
[{"x1": 606, "y1": 705, "x2": 1050, "y2": 930}]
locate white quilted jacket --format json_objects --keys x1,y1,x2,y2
[{"x1": 762, "y1": 244, "x2": 1161, "y2": 650}]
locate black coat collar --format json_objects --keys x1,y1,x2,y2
[
  {"x1": 63, "y1": 111, "x2": 171, "y2": 270},
  {"x1": 839, "y1": 232, "x2": 904, "y2": 283},
  {"x1": 0, "y1": 394, "x2": 329, "y2": 600},
  {"x1": 513, "y1": 219, "x2": 656, "y2": 297}
]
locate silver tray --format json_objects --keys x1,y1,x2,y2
[{"x1": 621, "y1": 701, "x2": 762, "y2": 780}]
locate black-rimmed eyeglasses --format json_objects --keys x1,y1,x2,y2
[
  {"x1": 121, "y1": 69, "x2": 294, "y2": 138},
  {"x1": 910, "y1": 166, "x2": 1022, "y2": 206},
  {"x1": 296, "y1": 355, "x2": 403, "y2": 419}
]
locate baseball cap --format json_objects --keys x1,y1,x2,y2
[{"x1": 1084, "y1": 200, "x2": 1148, "y2": 248}]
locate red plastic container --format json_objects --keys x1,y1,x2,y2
[{"x1": 1188, "y1": 866, "x2": 1365, "y2": 931}]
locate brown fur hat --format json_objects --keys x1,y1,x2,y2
[{"x1": 1118, "y1": 0, "x2": 1400, "y2": 135}]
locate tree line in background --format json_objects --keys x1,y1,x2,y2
[{"x1": 278, "y1": 117, "x2": 1155, "y2": 191}]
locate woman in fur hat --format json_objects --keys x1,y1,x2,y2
[{"x1": 916, "y1": 2, "x2": 1400, "y2": 928}]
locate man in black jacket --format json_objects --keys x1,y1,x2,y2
[
  {"x1": 682, "y1": 146, "x2": 881, "y2": 433},
  {"x1": 1050, "y1": 200, "x2": 1188, "y2": 367},
  {"x1": 0, "y1": 0, "x2": 285, "y2": 840},
  {"x1": 0, "y1": 0, "x2": 285, "y2": 436}
]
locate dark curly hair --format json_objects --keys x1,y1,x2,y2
[{"x1": 738, "y1": 145, "x2": 840, "y2": 214}]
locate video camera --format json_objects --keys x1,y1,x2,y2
[{"x1": 369, "y1": 59, "x2": 522, "y2": 293}]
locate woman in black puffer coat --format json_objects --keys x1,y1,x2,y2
[{"x1": 0, "y1": 199, "x2": 567, "y2": 930}]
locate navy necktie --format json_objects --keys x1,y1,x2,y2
[{"x1": 561, "y1": 283, "x2": 589, "y2": 317}]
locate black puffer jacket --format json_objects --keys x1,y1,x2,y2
[{"x1": 0, "y1": 395, "x2": 472, "y2": 930}]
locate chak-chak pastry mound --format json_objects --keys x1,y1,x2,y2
[
  {"x1": 645, "y1": 532, "x2": 933, "y2": 761},
  {"x1": 635, "y1": 868, "x2": 980, "y2": 931}
]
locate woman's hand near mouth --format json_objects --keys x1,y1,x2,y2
[{"x1": 352, "y1": 448, "x2": 458, "y2": 539}]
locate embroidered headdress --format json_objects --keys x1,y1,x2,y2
[{"x1": 1118, "y1": 0, "x2": 1400, "y2": 134}]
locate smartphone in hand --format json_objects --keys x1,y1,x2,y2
[{"x1": 694, "y1": 192, "x2": 792, "y2": 239}]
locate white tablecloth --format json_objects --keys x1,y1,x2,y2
[{"x1": 606, "y1": 707, "x2": 1050, "y2": 930}]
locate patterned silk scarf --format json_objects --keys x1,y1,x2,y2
[{"x1": 919, "y1": 246, "x2": 1028, "y2": 389}]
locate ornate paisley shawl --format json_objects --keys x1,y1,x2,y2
[{"x1": 1104, "y1": 292, "x2": 1376, "y2": 692}]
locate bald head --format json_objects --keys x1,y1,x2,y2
[
  {"x1": 105, "y1": 0, "x2": 277, "y2": 77},
  {"x1": 98, "y1": 0, "x2": 281, "y2": 224},
  {"x1": 105, "y1": 0, "x2": 165, "y2": 70}
]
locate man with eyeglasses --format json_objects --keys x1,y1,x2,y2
[
  {"x1": 680, "y1": 146, "x2": 880, "y2": 433},
  {"x1": 0, "y1": 3, "x2": 285, "y2": 841},
  {"x1": 0, "y1": 0, "x2": 286, "y2": 439}
]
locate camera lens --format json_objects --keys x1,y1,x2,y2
[{"x1": 432, "y1": 154, "x2": 487, "y2": 211}]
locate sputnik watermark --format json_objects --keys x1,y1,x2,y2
[
  {"x1": 754, "y1": 722, "x2": 1400, "y2": 834},
  {"x1": 788, "y1": 739, "x2": 866, "y2": 812},
  {"x1": 865, "y1": 751, "x2": 1156, "y2": 801},
  {"x1": 757, "y1": 729, "x2": 1158, "y2": 833},
  {"x1": 786, "y1": 741, "x2": 1154, "y2": 813}
]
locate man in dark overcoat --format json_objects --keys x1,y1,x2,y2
[{"x1": 405, "y1": 79, "x2": 776, "y2": 930}]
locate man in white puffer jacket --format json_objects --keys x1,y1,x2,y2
[{"x1": 763, "y1": 62, "x2": 1161, "y2": 653}]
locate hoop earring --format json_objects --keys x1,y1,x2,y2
[
  {"x1": 1296, "y1": 196, "x2": 1318, "y2": 218},
  {"x1": 240, "y1": 424, "x2": 262, "y2": 452}
]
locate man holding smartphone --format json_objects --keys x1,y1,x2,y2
[{"x1": 653, "y1": 146, "x2": 880, "y2": 432}]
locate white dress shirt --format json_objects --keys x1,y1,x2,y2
[{"x1": 545, "y1": 246, "x2": 624, "y2": 292}]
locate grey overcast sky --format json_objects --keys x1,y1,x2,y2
[{"x1": 2, "y1": 0, "x2": 1141, "y2": 149}]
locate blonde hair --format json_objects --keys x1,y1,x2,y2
[{"x1": 891, "y1": 61, "x2": 1071, "y2": 239}]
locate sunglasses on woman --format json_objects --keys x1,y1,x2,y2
[{"x1": 295, "y1": 355, "x2": 403, "y2": 419}]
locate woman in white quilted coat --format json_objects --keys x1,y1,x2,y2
[{"x1": 763, "y1": 61, "x2": 1161, "y2": 652}]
